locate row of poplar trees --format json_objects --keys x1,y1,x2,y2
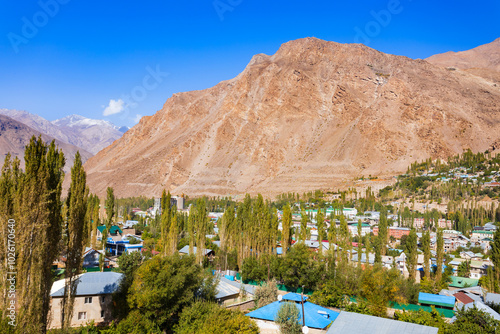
[{"x1": 0, "y1": 136, "x2": 95, "y2": 333}]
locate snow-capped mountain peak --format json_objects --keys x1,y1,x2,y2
[{"x1": 52, "y1": 114, "x2": 119, "y2": 130}]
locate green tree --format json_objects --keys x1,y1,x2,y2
[
  {"x1": 379, "y1": 209, "x2": 388, "y2": 255},
  {"x1": 174, "y1": 301, "x2": 259, "y2": 334},
  {"x1": 281, "y1": 243, "x2": 323, "y2": 290},
  {"x1": 422, "y1": 231, "x2": 431, "y2": 279},
  {"x1": 405, "y1": 229, "x2": 418, "y2": 281},
  {"x1": 447, "y1": 305, "x2": 500, "y2": 333},
  {"x1": 15, "y1": 137, "x2": 65, "y2": 333},
  {"x1": 124, "y1": 254, "x2": 216, "y2": 331},
  {"x1": 458, "y1": 260, "x2": 471, "y2": 278},
  {"x1": 105, "y1": 187, "x2": 115, "y2": 228},
  {"x1": 394, "y1": 307, "x2": 448, "y2": 334},
  {"x1": 300, "y1": 209, "x2": 308, "y2": 241},
  {"x1": 491, "y1": 229, "x2": 500, "y2": 289},
  {"x1": 61, "y1": 152, "x2": 89, "y2": 328},
  {"x1": 113, "y1": 251, "x2": 144, "y2": 321},
  {"x1": 317, "y1": 209, "x2": 325, "y2": 255},
  {"x1": 275, "y1": 302, "x2": 302, "y2": 334},
  {"x1": 254, "y1": 280, "x2": 278, "y2": 308},
  {"x1": 282, "y1": 203, "x2": 292, "y2": 256},
  {"x1": 436, "y1": 229, "x2": 444, "y2": 282}
]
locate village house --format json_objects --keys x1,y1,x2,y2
[
  {"x1": 48, "y1": 272, "x2": 123, "y2": 329},
  {"x1": 388, "y1": 227, "x2": 410, "y2": 239}
]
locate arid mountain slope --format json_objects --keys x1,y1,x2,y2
[
  {"x1": 0, "y1": 115, "x2": 93, "y2": 172},
  {"x1": 85, "y1": 38, "x2": 500, "y2": 198},
  {"x1": 426, "y1": 38, "x2": 500, "y2": 83}
]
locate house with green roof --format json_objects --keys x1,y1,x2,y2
[{"x1": 449, "y1": 276, "x2": 479, "y2": 289}]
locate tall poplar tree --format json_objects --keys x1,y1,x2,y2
[
  {"x1": 105, "y1": 187, "x2": 115, "y2": 228},
  {"x1": 300, "y1": 209, "x2": 308, "y2": 241},
  {"x1": 317, "y1": 209, "x2": 325, "y2": 255},
  {"x1": 422, "y1": 231, "x2": 431, "y2": 279},
  {"x1": 0, "y1": 154, "x2": 19, "y2": 312},
  {"x1": 160, "y1": 190, "x2": 171, "y2": 256},
  {"x1": 282, "y1": 203, "x2": 292, "y2": 256},
  {"x1": 195, "y1": 198, "x2": 208, "y2": 265},
  {"x1": 379, "y1": 209, "x2": 388, "y2": 255},
  {"x1": 15, "y1": 137, "x2": 65, "y2": 333},
  {"x1": 436, "y1": 229, "x2": 444, "y2": 282},
  {"x1": 61, "y1": 152, "x2": 88, "y2": 328},
  {"x1": 490, "y1": 229, "x2": 500, "y2": 289},
  {"x1": 357, "y1": 220, "x2": 362, "y2": 266},
  {"x1": 405, "y1": 229, "x2": 418, "y2": 281}
]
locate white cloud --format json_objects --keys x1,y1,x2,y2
[
  {"x1": 134, "y1": 114, "x2": 142, "y2": 123},
  {"x1": 103, "y1": 99, "x2": 125, "y2": 116}
]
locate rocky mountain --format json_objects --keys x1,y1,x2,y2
[
  {"x1": 52, "y1": 114, "x2": 124, "y2": 154},
  {"x1": 0, "y1": 114, "x2": 93, "y2": 172},
  {"x1": 84, "y1": 37, "x2": 500, "y2": 198},
  {"x1": 426, "y1": 38, "x2": 500, "y2": 82},
  {"x1": 0, "y1": 110, "x2": 124, "y2": 154}
]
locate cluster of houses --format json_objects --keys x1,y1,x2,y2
[{"x1": 48, "y1": 196, "x2": 500, "y2": 331}]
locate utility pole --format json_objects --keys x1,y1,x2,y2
[{"x1": 301, "y1": 285, "x2": 305, "y2": 327}]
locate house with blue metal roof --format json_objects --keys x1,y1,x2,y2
[
  {"x1": 418, "y1": 292, "x2": 455, "y2": 309},
  {"x1": 48, "y1": 272, "x2": 124, "y2": 329},
  {"x1": 246, "y1": 292, "x2": 339, "y2": 332}
]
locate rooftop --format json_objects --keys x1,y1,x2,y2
[
  {"x1": 246, "y1": 292, "x2": 339, "y2": 329},
  {"x1": 326, "y1": 311, "x2": 438, "y2": 334},
  {"x1": 50, "y1": 272, "x2": 123, "y2": 297}
]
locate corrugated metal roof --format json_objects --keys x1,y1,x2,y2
[
  {"x1": 246, "y1": 293, "x2": 339, "y2": 329},
  {"x1": 216, "y1": 277, "x2": 255, "y2": 298},
  {"x1": 283, "y1": 292, "x2": 308, "y2": 302},
  {"x1": 50, "y1": 272, "x2": 123, "y2": 297},
  {"x1": 178, "y1": 245, "x2": 212, "y2": 255},
  {"x1": 459, "y1": 301, "x2": 500, "y2": 321},
  {"x1": 418, "y1": 292, "x2": 455, "y2": 308},
  {"x1": 485, "y1": 293, "x2": 500, "y2": 305},
  {"x1": 326, "y1": 311, "x2": 439, "y2": 334},
  {"x1": 454, "y1": 292, "x2": 474, "y2": 305}
]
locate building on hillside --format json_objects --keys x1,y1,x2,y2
[
  {"x1": 96, "y1": 225, "x2": 122, "y2": 241},
  {"x1": 246, "y1": 292, "x2": 339, "y2": 334},
  {"x1": 347, "y1": 223, "x2": 371, "y2": 237},
  {"x1": 438, "y1": 219, "x2": 452, "y2": 229},
  {"x1": 471, "y1": 230, "x2": 494, "y2": 243},
  {"x1": 82, "y1": 248, "x2": 112, "y2": 269},
  {"x1": 152, "y1": 195, "x2": 185, "y2": 217},
  {"x1": 388, "y1": 227, "x2": 410, "y2": 239},
  {"x1": 48, "y1": 272, "x2": 123, "y2": 329},
  {"x1": 414, "y1": 218, "x2": 425, "y2": 229},
  {"x1": 326, "y1": 311, "x2": 438, "y2": 334}
]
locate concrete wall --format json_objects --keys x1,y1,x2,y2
[{"x1": 48, "y1": 294, "x2": 114, "y2": 329}]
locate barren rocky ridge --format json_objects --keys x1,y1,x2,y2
[{"x1": 84, "y1": 37, "x2": 500, "y2": 198}]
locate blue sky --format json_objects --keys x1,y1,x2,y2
[{"x1": 0, "y1": 0, "x2": 498, "y2": 127}]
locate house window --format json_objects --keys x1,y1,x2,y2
[
  {"x1": 84, "y1": 297, "x2": 93, "y2": 304},
  {"x1": 101, "y1": 296, "x2": 106, "y2": 303},
  {"x1": 101, "y1": 310, "x2": 105, "y2": 318},
  {"x1": 78, "y1": 312, "x2": 87, "y2": 320}
]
